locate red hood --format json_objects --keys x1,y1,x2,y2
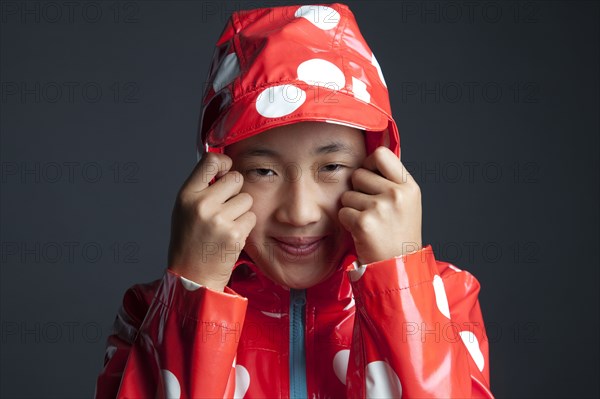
[{"x1": 197, "y1": 3, "x2": 400, "y2": 159}]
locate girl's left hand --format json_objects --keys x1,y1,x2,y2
[{"x1": 338, "y1": 146, "x2": 422, "y2": 264}]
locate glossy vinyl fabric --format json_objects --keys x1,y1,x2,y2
[
  {"x1": 95, "y1": 3, "x2": 494, "y2": 398},
  {"x1": 95, "y1": 248, "x2": 493, "y2": 398},
  {"x1": 197, "y1": 3, "x2": 399, "y2": 157}
]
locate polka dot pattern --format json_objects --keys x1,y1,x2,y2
[
  {"x1": 365, "y1": 361, "x2": 402, "y2": 398},
  {"x1": 201, "y1": 3, "x2": 398, "y2": 156},
  {"x1": 161, "y1": 369, "x2": 181, "y2": 399},
  {"x1": 294, "y1": 5, "x2": 341, "y2": 30},
  {"x1": 212, "y1": 53, "x2": 240, "y2": 92},
  {"x1": 432, "y1": 275, "x2": 451, "y2": 319},
  {"x1": 333, "y1": 349, "x2": 350, "y2": 385},
  {"x1": 234, "y1": 364, "x2": 250, "y2": 399},
  {"x1": 459, "y1": 330, "x2": 485, "y2": 372},
  {"x1": 255, "y1": 85, "x2": 306, "y2": 118},
  {"x1": 371, "y1": 53, "x2": 387, "y2": 88},
  {"x1": 180, "y1": 276, "x2": 202, "y2": 291},
  {"x1": 352, "y1": 76, "x2": 370, "y2": 103},
  {"x1": 349, "y1": 261, "x2": 367, "y2": 282},
  {"x1": 297, "y1": 58, "x2": 346, "y2": 90}
]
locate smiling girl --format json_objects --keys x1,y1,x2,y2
[{"x1": 96, "y1": 4, "x2": 493, "y2": 398}]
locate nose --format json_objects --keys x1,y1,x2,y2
[{"x1": 275, "y1": 171, "x2": 322, "y2": 227}]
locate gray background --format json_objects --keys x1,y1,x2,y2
[{"x1": 1, "y1": 0, "x2": 598, "y2": 397}]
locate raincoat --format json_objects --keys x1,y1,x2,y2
[{"x1": 95, "y1": 3, "x2": 494, "y2": 398}]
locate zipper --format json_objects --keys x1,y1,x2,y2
[{"x1": 289, "y1": 288, "x2": 308, "y2": 398}]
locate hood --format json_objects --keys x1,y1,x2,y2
[{"x1": 197, "y1": 3, "x2": 400, "y2": 159}]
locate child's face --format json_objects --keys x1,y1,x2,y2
[{"x1": 225, "y1": 122, "x2": 366, "y2": 289}]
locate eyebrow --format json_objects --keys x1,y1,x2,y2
[
  {"x1": 313, "y1": 142, "x2": 356, "y2": 156},
  {"x1": 240, "y1": 148, "x2": 280, "y2": 159},
  {"x1": 240, "y1": 141, "x2": 356, "y2": 159}
]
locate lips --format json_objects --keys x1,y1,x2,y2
[{"x1": 272, "y1": 236, "x2": 326, "y2": 258}]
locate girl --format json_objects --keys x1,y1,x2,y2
[{"x1": 95, "y1": 4, "x2": 493, "y2": 398}]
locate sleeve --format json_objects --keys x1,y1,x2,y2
[
  {"x1": 345, "y1": 244, "x2": 494, "y2": 398},
  {"x1": 94, "y1": 269, "x2": 248, "y2": 399}
]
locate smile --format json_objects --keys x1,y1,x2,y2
[{"x1": 272, "y1": 236, "x2": 326, "y2": 258}]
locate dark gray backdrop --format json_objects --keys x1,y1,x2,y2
[{"x1": 1, "y1": 1, "x2": 598, "y2": 397}]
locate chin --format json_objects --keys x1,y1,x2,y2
[
  {"x1": 275, "y1": 265, "x2": 335, "y2": 290},
  {"x1": 250, "y1": 247, "x2": 344, "y2": 290}
]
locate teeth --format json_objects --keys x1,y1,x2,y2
[{"x1": 293, "y1": 243, "x2": 316, "y2": 248}]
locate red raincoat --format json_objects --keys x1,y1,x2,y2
[
  {"x1": 95, "y1": 248, "x2": 493, "y2": 398},
  {"x1": 95, "y1": 3, "x2": 494, "y2": 398}
]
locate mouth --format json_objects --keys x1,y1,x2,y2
[{"x1": 272, "y1": 236, "x2": 326, "y2": 258}]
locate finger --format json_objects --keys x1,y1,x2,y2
[
  {"x1": 340, "y1": 190, "x2": 375, "y2": 211},
  {"x1": 338, "y1": 206, "x2": 361, "y2": 232},
  {"x1": 204, "y1": 171, "x2": 245, "y2": 204},
  {"x1": 221, "y1": 192, "x2": 253, "y2": 220},
  {"x1": 182, "y1": 152, "x2": 233, "y2": 194},
  {"x1": 351, "y1": 168, "x2": 393, "y2": 195},
  {"x1": 234, "y1": 211, "x2": 257, "y2": 236},
  {"x1": 363, "y1": 147, "x2": 415, "y2": 185}
]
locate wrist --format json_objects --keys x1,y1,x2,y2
[{"x1": 167, "y1": 265, "x2": 230, "y2": 292}]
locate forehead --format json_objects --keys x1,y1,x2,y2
[{"x1": 225, "y1": 122, "x2": 365, "y2": 159}]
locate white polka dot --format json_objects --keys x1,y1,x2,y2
[
  {"x1": 371, "y1": 53, "x2": 387, "y2": 88},
  {"x1": 212, "y1": 53, "x2": 240, "y2": 92},
  {"x1": 161, "y1": 369, "x2": 181, "y2": 399},
  {"x1": 333, "y1": 349, "x2": 350, "y2": 385},
  {"x1": 365, "y1": 361, "x2": 402, "y2": 398},
  {"x1": 459, "y1": 330, "x2": 485, "y2": 372},
  {"x1": 349, "y1": 265, "x2": 367, "y2": 282},
  {"x1": 352, "y1": 76, "x2": 370, "y2": 103},
  {"x1": 432, "y1": 275, "x2": 451, "y2": 319},
  {"x1": 234, "y1": 364, "x2": 250, "y2": 399},
  {"x1": 255, "y1": 84, "x2": 306, "y2": 118},
  {"x1": 294, "y1": 5, "x2": 340, "y2": 30},
  {"x1": 180, "y1": 276, "x2": 202, "y2": 291},
  {"x1": 261, "y1": 311, "x2": 285, "y2": 319},
  {"x1": 297, "y1": 58, "x2": 345, "y2": 91}
]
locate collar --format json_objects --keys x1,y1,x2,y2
[{"x1": 229, "y1": 250, "x2": 358, "y2": 311}]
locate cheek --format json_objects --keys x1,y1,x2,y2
[
  {"x1": 322, "y1": 180, "x2": 352, "y2": 219},
  {"x1": 241, "y1": 183, "x2": 272, "y2": 227}
]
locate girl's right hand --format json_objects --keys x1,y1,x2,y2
[{"x1": 167, "y1": 152, "x2": 256, "y2": 292}]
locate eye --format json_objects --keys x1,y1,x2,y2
[
  {"x1": 247, "y1": 168, "x2": 276, "y2": 178},
  {"x1": 256, "y1": 168, "x2": 275, "y2": 176},
  {"x1": 320, "y1": 163, "x2": 344, "y2": 173}
]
